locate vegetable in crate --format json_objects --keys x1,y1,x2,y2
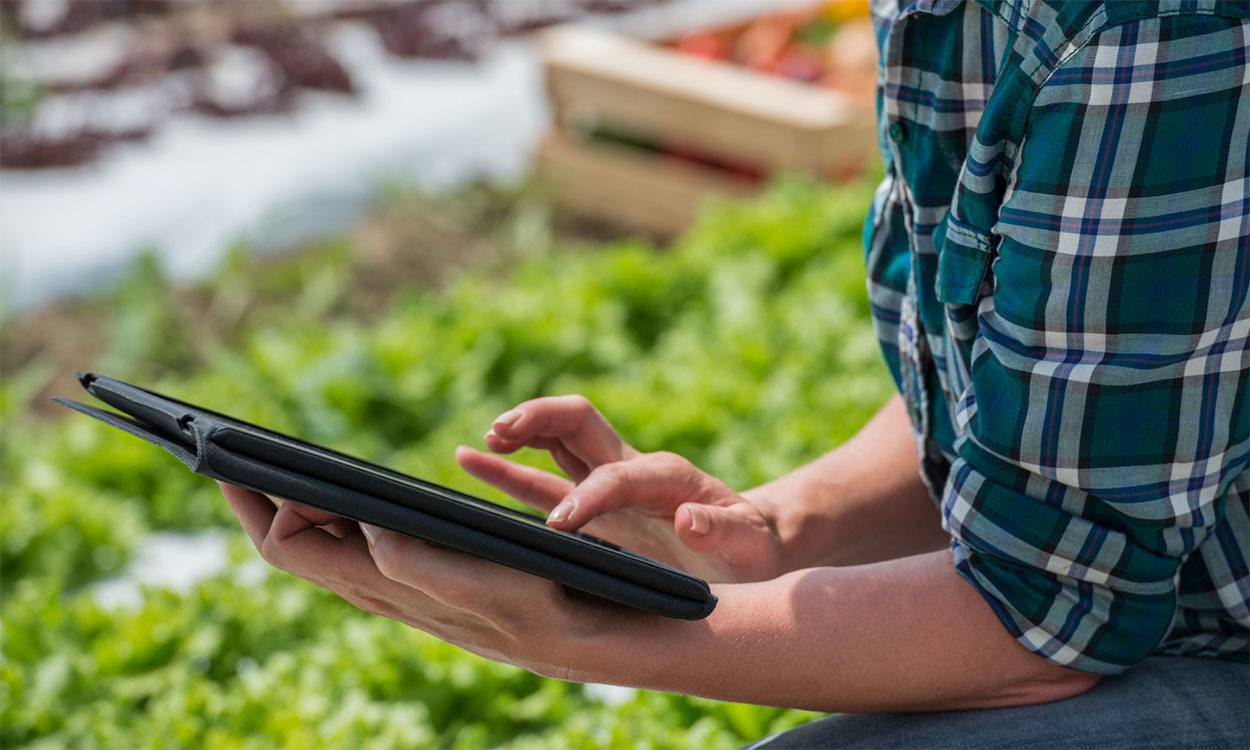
[{"x1": 668, "y1": 1, "x2": 876, "y2": 95}]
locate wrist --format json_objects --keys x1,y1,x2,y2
[
  {"x1": 558, "y1": 602, "x2": 709, "y2": 687},
  {"x1": 569, "y1": 577, "x2": 802, "y2": 700}
]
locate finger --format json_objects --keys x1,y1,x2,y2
[
  {"x1": 267, "y1": 530, "x2": 451, "y2": 620},
  {"x1": 293, "y1": 535, "x2": 469, "y2": 634},
  {"x1": 321, "y1": 518, "x2": 361, "y2": 539},
  {"x1": 269, "y1": 499, "x2": 345, "y2": 538},
  {"x1": 361, "y1": 523, "x2": 562, "y2": 618},
  {"x1": 219, "y1": 482, "x2": 276, "y2": 551},
  {"x1": 485, "y1": 432, "x2": 591, "y2": 481},
  {"x1": 483, "y1": 429, "x2": 525, "y2": 454},
  {"x1": 456, "y1": 446, "x2": 573, "y2": 512},
  {"x1": 259, "y1": 502, "x2": 360, "y2": 577},
  {"x1": 546, "y1": 452, "x2": 700, "y2": 531},
  {"x1": 485, "y1": 431, "x2": 575, "y2": 455},
  {"x1": 673, "y1": 502, "x2": 779, "y2": 575},
  {"x1": 491, "y1": 395, "x2": 634, "y2": 469},
  {"x1": 549, "y1": 444, "x2": 591, "y2": 482}
]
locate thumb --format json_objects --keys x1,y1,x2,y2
[{"x1": 673, "y1": 502, "x2": 779, "y2": 576}]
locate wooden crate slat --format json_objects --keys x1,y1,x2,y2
[{"x1": 536, "y1": 130, "x2": 759, "y2": 236}]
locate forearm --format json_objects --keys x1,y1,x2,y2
[
  {"x1": 582, "y1": 550, "x2": 1099, "y2": 712},
  {"x1": 744, "y1": 395, "x2": 949, "y2": 570}
]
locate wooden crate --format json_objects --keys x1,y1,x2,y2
[
  {"x1": 535, "y1": 21, "x2": 877, "y2": 235},
  {"x1": 537, "y1": 129, "x2": 759, "y2": 237}
]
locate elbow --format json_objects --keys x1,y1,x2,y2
[
  {"x1": 996, "y1": 667, "x2": 1102, "y2": 708},
  {"x1": 970, "y1": 662, "x2": 1103, "y2": 711}
]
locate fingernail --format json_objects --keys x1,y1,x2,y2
[
  {"x1": 547, "y1": 500, "x2": 575, "y2": 525},
  {"x1": 494, "y1": 409, "x2": 522, "y2": 427},
  {"x1": 360, "y1": 523, "x2": 381, "y2": 543},
  {"x1": 484, "y1": 430, "x2": 496, "y2": 442},
  {"x1": 688, "y1": 506, "x2": 710, "y2": 536}
]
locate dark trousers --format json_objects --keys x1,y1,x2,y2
[{"x1": 749, "y1": 656, "x2": 1249, "y2": 749}]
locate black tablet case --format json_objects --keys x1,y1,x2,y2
[{"x1": 54, "y1": 373, "x2": 716, "y2": 620}]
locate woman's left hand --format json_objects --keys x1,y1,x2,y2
[{"x1": 218, "y1": 481, "x2": 655, "y2": 682}]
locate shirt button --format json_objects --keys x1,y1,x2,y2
[{"x1": 888, "y1": 122, "x2": 906, "y2": 143}]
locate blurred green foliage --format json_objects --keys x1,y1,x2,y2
[{"x1": 0, "y1": 175, "x2": 890, "y2": 748}]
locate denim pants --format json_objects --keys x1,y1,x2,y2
[{"x1": 749, "y1": 656, "x2": 1249, "y2": 749}]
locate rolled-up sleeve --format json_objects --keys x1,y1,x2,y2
[{"x1": 942, "y1": 14, "x2": 1250, "y2": 675}]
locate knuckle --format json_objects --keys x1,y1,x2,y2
[
  {"x1": 259, "y1": 536, "x2": 285, "y2": 567},
  {"x1": 594, "y1": 461, "x2": 629, "y2": 484},
  {"x1": 649, "y1": 451, "x2": 690, "y2": 471},
  {"x1": 566, "y1": 394, "x2": 595, "y2": 419},
  {"x1": 370, "y1": 536, "x2": 404, "y2": 580}
]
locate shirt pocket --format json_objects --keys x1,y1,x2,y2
[{"x1": 934, "y1": 212, "x2": 996, "y2": 307}]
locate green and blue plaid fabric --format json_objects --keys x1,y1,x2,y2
[{"x1": 864, "y1": 0, "x2": 1249, "y2": 674}]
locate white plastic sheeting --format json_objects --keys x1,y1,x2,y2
[{"x1": 0, "y1": 0, "x2": 815, "y2": 310}]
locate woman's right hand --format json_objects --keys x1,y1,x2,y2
[{"x1": 454, "y1": 396, "x2": 783, "y2": 583}]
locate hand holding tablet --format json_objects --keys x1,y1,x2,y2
[{"x1": 55, "y1": 372, "x2": 717, "y2": 620}]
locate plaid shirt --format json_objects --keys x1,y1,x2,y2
[{"x1": 864, "y1": 0, "x2": 1249, "y2": 674}]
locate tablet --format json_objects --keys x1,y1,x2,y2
[{"x1": 54, "y1": 372, "x2": 717, "y2": 620}]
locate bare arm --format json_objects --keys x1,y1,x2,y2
[
  {"x1": 222, "y1": 485, "x2": 1100, "y2": 712},
  {"x1": 583, "y1": 549, "x2": 1100, "y2": 712}
]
